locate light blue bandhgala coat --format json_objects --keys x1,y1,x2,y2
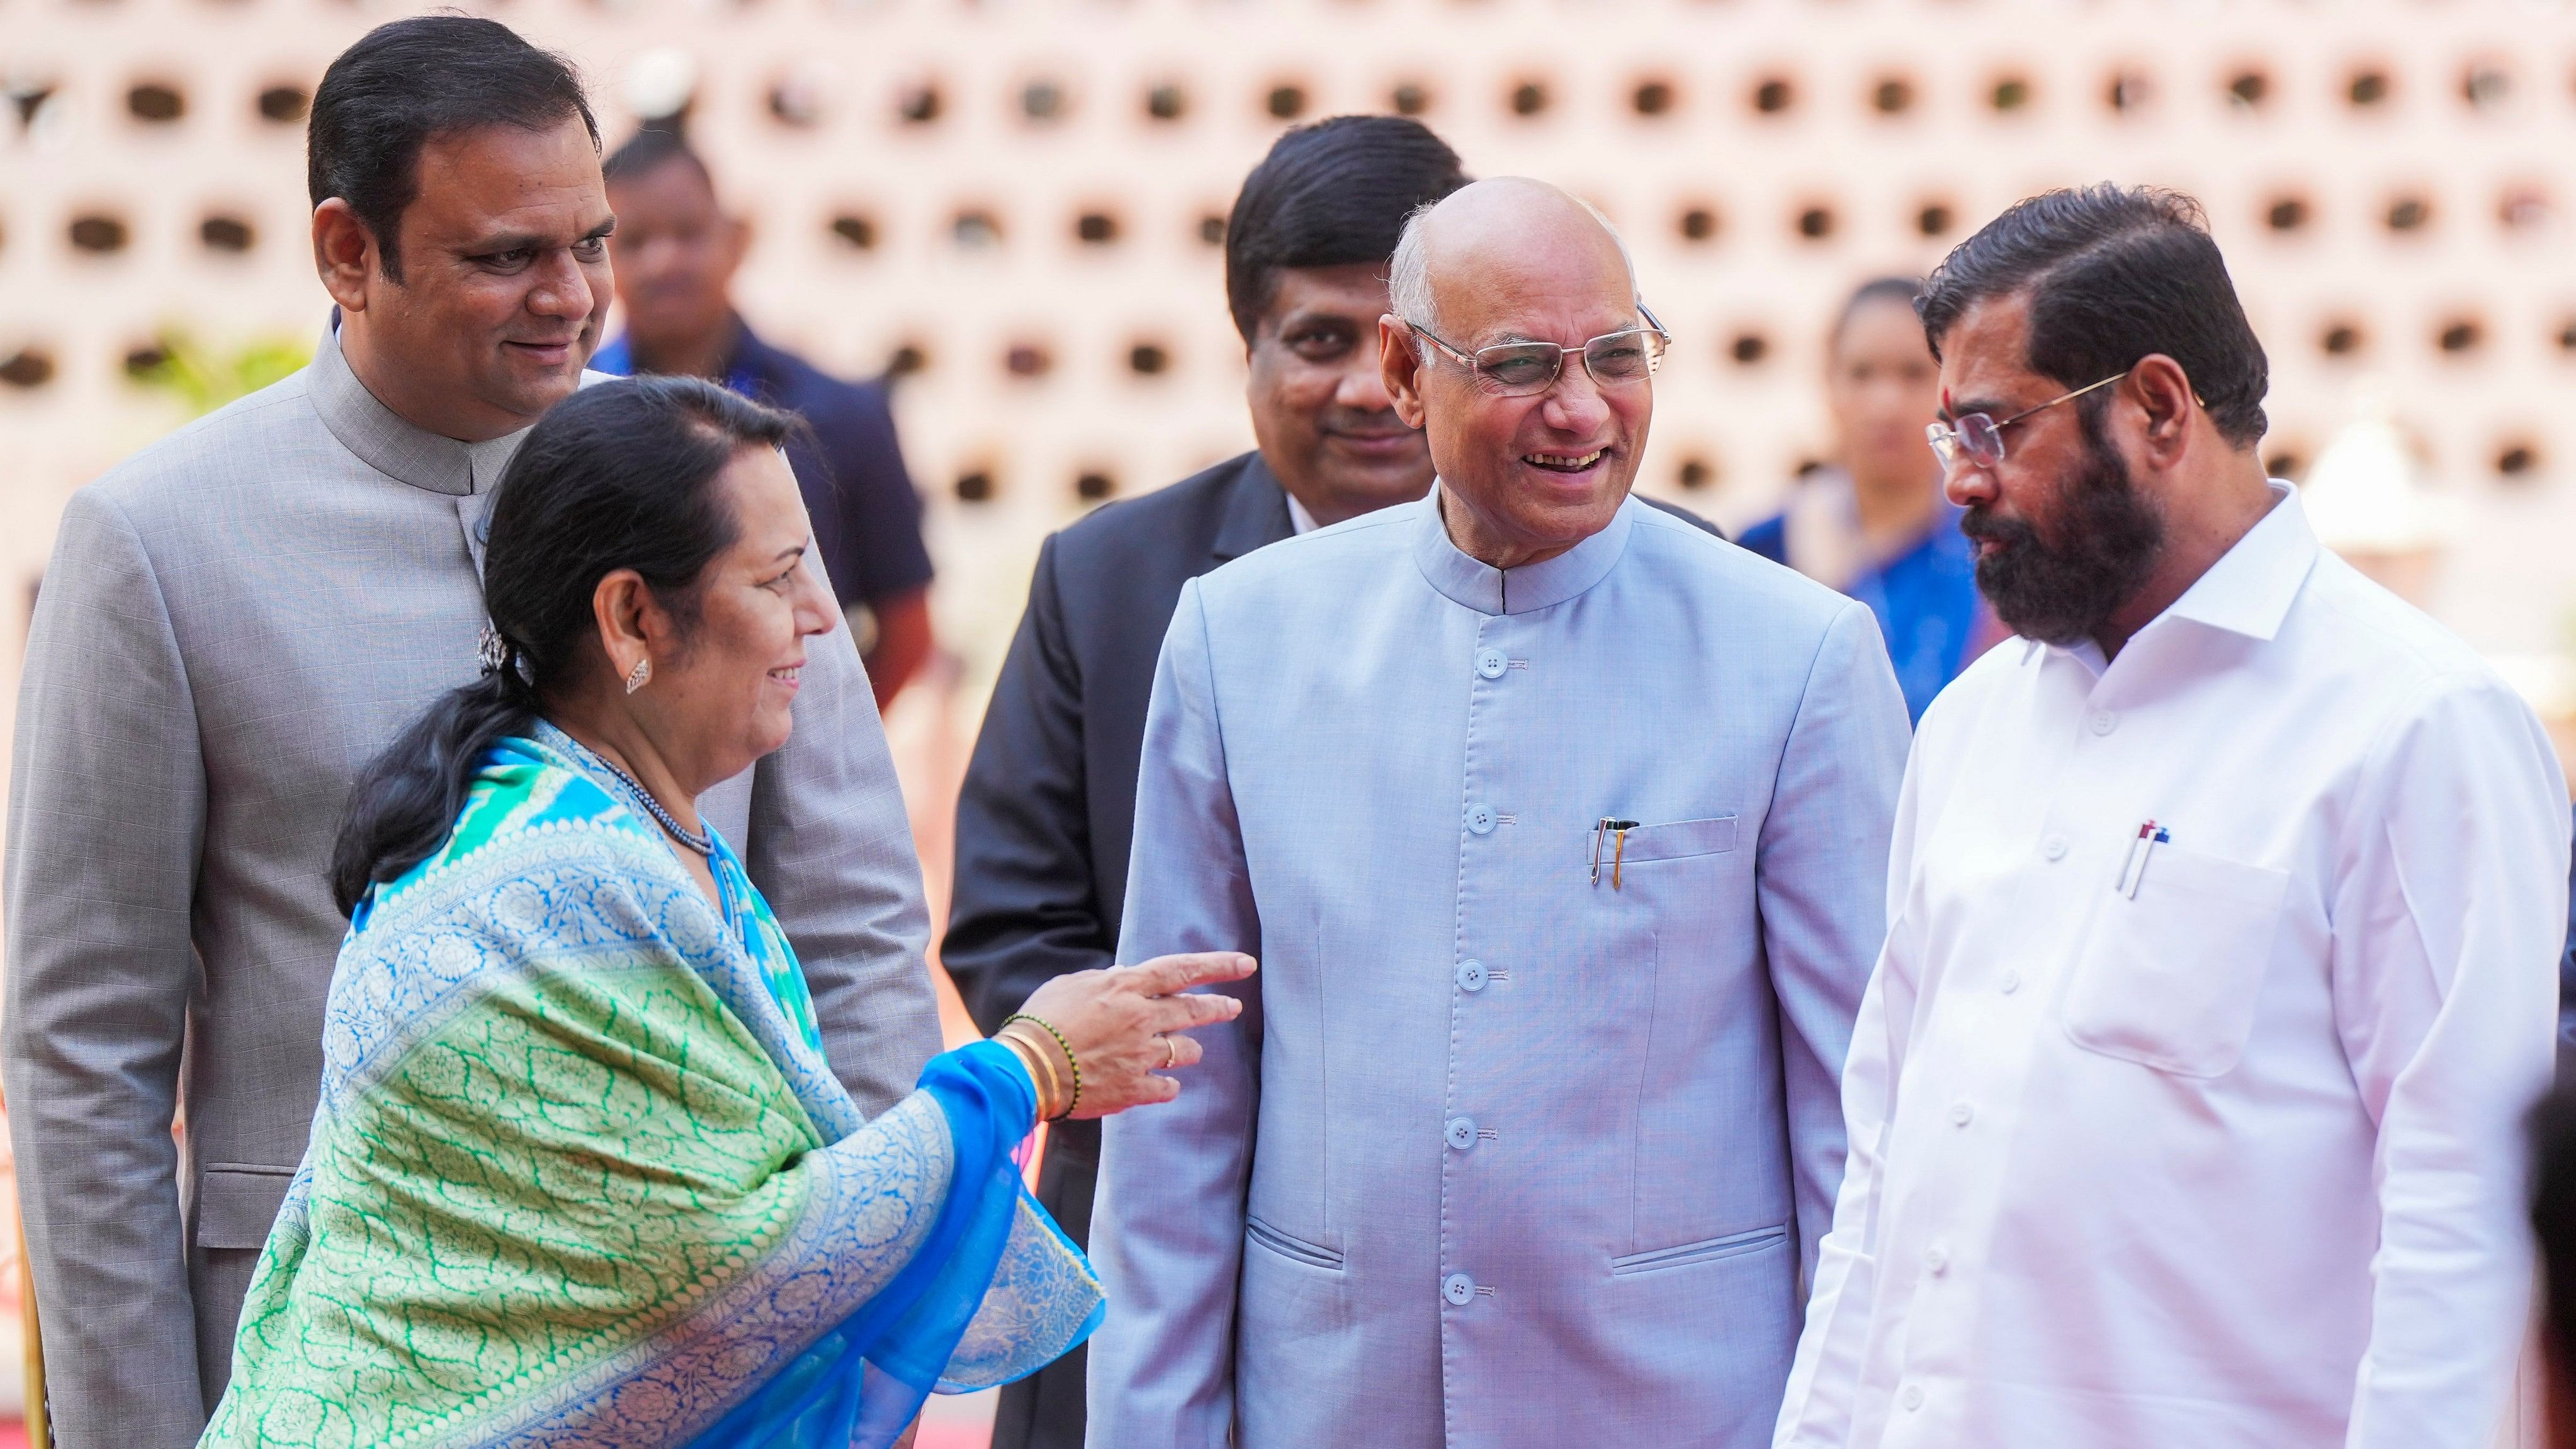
[{"x1": 1086, "y1": 493, "x2": 1912, "y2": 1449}]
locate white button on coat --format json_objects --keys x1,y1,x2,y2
[
  {"x1": 2042, "y1": 835, "x2": 2068, "y2": 861},
  {"x1": 1445, "y1": 1117, "x2": 1477, "y2": 1150},
  {"x1": 1465, "y1": 803, "x2": 1497, "y2": 835},
  {"x1": 1475, "y1": 647, "x2": 1508, "y2": 680},
  {"x1": 1442, "y1": 1273, "x2": 1476, "y2": 1306},
  {"x1": 1455, "y1": 960, "x2": 1488, "y2": 992}
]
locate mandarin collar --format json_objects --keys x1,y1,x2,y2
[
  {"x1": 308, "y1": 320, "x2": 533, "y2": 497},
  {"x1": 1410, "y1": 483, "x2": 1636, "y2": 616}
]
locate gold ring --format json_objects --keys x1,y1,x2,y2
[{"x1": 1160, "y1": 1034, "x2": 1178, "y2": 1069}]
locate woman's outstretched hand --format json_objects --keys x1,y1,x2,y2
[{"x1": 1013, "y1": 952, "x2": 1256, "y2": 1119}]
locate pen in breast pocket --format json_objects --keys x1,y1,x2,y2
[
  {"x1": 2116, "y1": 821, "x2": 2170, "y2": 899},
  {"x1": 1591, "y1": 818, "x2": 1640, "y2": 889}
]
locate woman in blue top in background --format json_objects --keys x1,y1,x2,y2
[{"x1": 1740, "y1": 277, "x2": 2001, "y2": 721}]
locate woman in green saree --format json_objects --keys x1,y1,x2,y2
[{"x1": 200, "y1": 376, "x2": 1251, "y2": 1448}]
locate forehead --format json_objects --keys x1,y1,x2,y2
[
  {"x1": 1431, "y1": 225, "x2": 1634, "y2": 344},
  {"x1": 1834, "y1": 296, "x2": 1933, "y2": 361},
  {"x1": 406, "y1": 120, "x2": 606, "y2": 237},
  {"x1": 720, "y1": 445, "x2": 809, "y2": 539},
  {"x1": 1263, "y1": 261, "x2": 1390, "y2": 320},
  {"x1": 1936, "y1": 291, "x2": 2048, "y2": 410}
]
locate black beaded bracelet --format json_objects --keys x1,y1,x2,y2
[{"x1": 1003, "y1": 1013, "x2": 1082, "y2": 1120}]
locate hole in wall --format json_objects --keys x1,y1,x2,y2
[
  {"x1": 1127, "y1": 341, "x2": 1170, "y2": 376},
  {"x1": 2436, "y1": 316, "x2": 2485, "y2": 354},
  {"x1": 126, "y1": 82, "x2": 184, "y2": 124},
  {"x1": 885, "y1": 341, "x2": 929, "y2": 376},
  {"x1": 1390, "y1": 80, "x2": 1433, "y2": 116},
  {"x1": 2496, "y1": 440, "x2": 2541, "y2": 480},
  {"x1": 1004, "y1": 342, "x2": 1053, "y2": 379},
  {"x1": 0, "y1": 348, "x2": 56, "y2": 388},
  {"x1": 896, "y1": 82, "x2": 942, "y2": 125},
  {"x1": 1632, "y1": 78, "x2": 1675, "y2": 116},
  {"x1": 1675, "y1": 455, "x2": 1714, "y2": 490},
  {"x1": 1267, "y1": 82, "x2": 1309, "y2": 120},
  {"x1": 2320, "y1": 319, "x2": 2366, "y2": 356},
  {"x1": 2347, "y1": 67, "x2": 2391, "y2": 108},
  {"x1": 952, "y1": 210, "x2": 1003, "y2": 249},
  {"x1": 1871, "y1": 75, "x2": 1914, "y2": 115},
  {"x1": 1988, "y1": 74, "x2": 2033, "y2": 112},
  {"x1": 198, "y1": 213, "x2": 254, "y2": 252},
  {"x1": 1144, "y1": 83, "x2": 1186, "y2": 121},
  {"x1": 2499, "y1": 186, "x2": 2551, "y2": 232},
  {"x1": 1751, "y1": 75, "x2": 1795, "y2": 115},
  {"x1": 2225, "y1": 68, "x2": 2270, "y2": 110},
  {"x1": 2105, "y1": 67, "x2": 2153, "y2": 114},
  {"x1": 2262, "y1": 448, "x2": 2305, "y2": 482},
  {"x1": 1074, "y1": 469, "x2": 1117, "y2": 501},
  {"x1": 68, "y1": 213, "x2": 129, "y2": 254},
  {"x1": 1676, "y1": 205, "x2": 1719, "y2": 243},
  {"x1": 1508, "y1": 80, "x2": 1548, "y2": 117},
  {"x1": 1197, "y1": 213, "x2": 1226, "y2": 246},
  {"x1": 2385, "y1": 195, "x2": 2434, "y2": 233},
  {"x1": 953, "y1": 467, "x2": 996, "y2": 503},
  {"x1": 1020, "y1": 79, "x2": 1068, "y2": 123},
  {"x1": 1730, "y1": 331, "x2": 1770, "y2": 365},
  {"x1": 1075, "y1": 210, "x2": 1121, "y2": 245},
  {"x1": 1794, "y1": 204, "x2": 1835, "y2": 240},
  {"x1": 2265, "y1": 195, "x2": 2310, "y2": 232},
  {"x1": 1916, "y1": 200, "x2": 1954, "y2": 237},
  {"x1": 256, "y1": 84, "x2": 309, "y2": 124},
  {"x1": 829, "y1": 213, "x2": 877, "y2": 250},
  {"x1": 2461, "y1": 62, "x2": 2512, "y2": 111}
]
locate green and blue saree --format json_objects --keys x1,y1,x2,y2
[{"x1": 200, "y1": 723, "x2": 1101, "y2": 1448}]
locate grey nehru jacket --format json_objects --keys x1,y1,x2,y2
[{"x1": 2, "y1": 326, "x2": 944, "y2": 1449}]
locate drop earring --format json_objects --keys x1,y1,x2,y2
[{"x1": 624, "y1": 657, "x2": 652, "y2": 694}]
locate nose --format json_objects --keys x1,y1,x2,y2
[
  {"x1": 1334, "y1": 352, "x2": 1397, "y2": 413},
  {"x1": 792, "y1": 560, "x2": 840, "y2": 637},
  {"x1": 1538, "y1": 364, "x2": 1611, "y2": 434},
  {"x1": 1941, "y1": 454, "x2": 1996, "y2": 509},
  {"x1": 526, "y1": 247, "x2": 597, "y2": 322}
]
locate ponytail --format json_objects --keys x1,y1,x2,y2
[{"x1": 328, "y1": 665, "x2": 536, "y2": 915}]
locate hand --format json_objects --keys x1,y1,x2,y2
[{"x1": 1015, "y1": 952, "x2": 1256, "y2": 1119}]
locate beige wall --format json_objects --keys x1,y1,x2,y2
[{"x1": 4, "y1": 0, "x2": 2573, "y2": 719}]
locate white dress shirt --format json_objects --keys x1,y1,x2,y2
[{"x1": 1775, "y1": 485, "x2": 2572, "y2": 1449}]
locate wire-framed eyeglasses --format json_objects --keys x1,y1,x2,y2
[
  {"x1": 1925, "y1": 370, "x2": 2127, "y2": 473},
  {"x1": 1406, "y1": 305, "x2": 1673, "y2": 398}
]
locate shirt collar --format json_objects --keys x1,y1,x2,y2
[
  {"x1": 1286, "y1": 492, "x2": 1321, "y2": 536},
  {"x1": 1411, "y1": 483, "x2": 1635, "y2": 616},
  {"x1": 2035, "y1": 481, "x2": 2317, "y2": 675},
  {"x1": 2157, "y1": 482, "x2": 2315, "y2": 642},
  {"x1": 308, "y1": 320, "x2": 531, "y2": 497}
]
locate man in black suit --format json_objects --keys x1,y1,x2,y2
[{"x1": 944, "y1": 116, "x2": 1723, "y2": 1448}]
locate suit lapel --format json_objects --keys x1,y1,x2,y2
[{"x1": 1211, "y1": 453, "x2": 1296, "y2": 563}]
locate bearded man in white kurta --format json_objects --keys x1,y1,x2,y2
[
  {"x1": 1773, "y1": 186, "x2": 2572, "y2": 1449},
  {"x1": 1088, "y1": 179, "x2": 1913, "y2": 1448}
]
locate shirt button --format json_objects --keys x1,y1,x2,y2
[
  {"x1": 1901, "y1": 1384, "x2": 1926, "y2": 1412},
  {"x1": 1457, "y1": 960, "x2": 1489, "y2": 993},
  {"x1": 1443, "y1": 1272, "x2": 1476, "y2": 1305},
  {"x1": 2091, "y1": 709, "x2": 2119, "y2": 735},
  {"x1": 1475, "y1": 647, "x2": 1508, "y2": 680},
  {"x1": 1924, "y1": 1245, "x2": 1949, "y2": 1276},
  {"x1": 1466, "y1": 803, "x2": 1498, "y2": 836},
  {"x1": 1999, "y1": 970, "x2": 2021, "y2": 995},
  {"x1": 1446, "y1": 1116, "x2": 1477, "y2": 1150},
  {"x1": 1949, "y1": 1101, "x2": 1974, "y2": 1127},
  {"x1": 2042, "y1": 835, "x2": 2068, "y2": 861}
]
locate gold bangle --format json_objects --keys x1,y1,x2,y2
[
  {"x1": 996, "y1": 1026, "x2": 1064, "y2": 1120},
  {"x1": 1002, "y1": 1013, "x2": 1082, "y2": 1120}
]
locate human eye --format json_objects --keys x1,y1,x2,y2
[
  {"x1": 1285, "y1": 323, "x2": 1353, "y2": 360},
  {"x1": 474, "y1": 248, "x2": 534, "y2": 273},
  {"x1": 1479, "y1": 347, "x2": 1554, "y2": 389},
  {"x1": 573, "y1": 235, "x2": 609, "y2": 261},
  {"x1": 1588, "y1": 335, "x2": 1649, "y2": 379}
]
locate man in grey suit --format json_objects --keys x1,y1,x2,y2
[
  {"x1": 1086, "y1": 178, "x2": 1911, "y2": 1446},
  {"x1": 1, "y1": 20, "x2": 940, "y2": 1447}
]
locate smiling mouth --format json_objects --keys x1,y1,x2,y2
[
  {"x1": 769, "y1": 665, "x2": 802, "y2": 685},
  {"x1": 1523, "y1": 449, "x2": 1607, "y2": 473}
]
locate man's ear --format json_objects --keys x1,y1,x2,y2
[
  {"x1": 313, "y1": 198, "x2": 380, "y2": 313},
  {"x1": 2128, "y1": 353, "x2": 2197, "y2": 470},
  {"x1": 1380, "y1": 315, "x2": 1428, "y2": 430}
]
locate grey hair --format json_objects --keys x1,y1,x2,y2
[{"x1": 1386, "y1": 187, "x2": 1642, "y2": 356}]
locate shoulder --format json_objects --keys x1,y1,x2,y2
[
  {"x1": 1190, "y1": 491, "x2": 1415, "y2": 603},
  {"x1": 1625, "y1": 499, "x2": 1856, "y2": 631},
  {"x1": 2294, "y1": 553, "x2": 2545, "y2": 748},
  {"x1": 81, "y1": 368, "x2": 322, "y2": 524},
  {"x1": 1636, "y1": 494, "x2": 1728, "y2": 540},
  {"x1": 1051, "y1": 453, "x2": 1268, "y2": 567},
  {"x1": 753, "y1": 341, "x2": 888, "y2": 429}
]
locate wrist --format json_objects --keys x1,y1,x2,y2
[
  {"x1": 1002, "y1": 1013, "x2": 1082, "y2": 1120},
  {"x1": 993, "y1": 1029, "x2": 1062, "y2": 1123}
]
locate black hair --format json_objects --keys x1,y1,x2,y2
[
  {"x1": 307, "y1": 16, "x2": 599, "y2": 283},
  {"x1": 1224, "y1": 115, "x2": 1469, "y2": 344},
  {"x1": 329, "y1": 376, "x2": 794, "y2": 915},
  {"x1": 1831, "y1": 276, "x2": 1925, "y2": 351},
  {"x1": 604, "y1": 123, "x2": 713, "y2": 193},
  {"x1": 1916, "y1": 185, "x2": 2268, "y2": 448}
]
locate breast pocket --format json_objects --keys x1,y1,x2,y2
[
  {"x1": 2057, "y1": 843, "x2": 2291, "y2": 1079},
  {"x1": 1604, "y1": 816, "x2": 1738, "y2": 871}
]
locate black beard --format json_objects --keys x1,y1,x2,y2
[{"x1": 1960, "y1": 418, "x2": 2166, "y2": 646}]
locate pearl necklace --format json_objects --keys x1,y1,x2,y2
[{"x1": 556, "y1": 730, "x2": 715, "y2": 857}]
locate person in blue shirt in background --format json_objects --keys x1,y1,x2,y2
[
  {"x1": 594, "y1": 125, "x2": 937, "y2": 710},
  {"x1": 1741, "y1": 276, "x2": 2000, "y2": 721}
]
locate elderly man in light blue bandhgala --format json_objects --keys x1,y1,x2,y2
[{"x1": 1085, "y1": 178, "x2": 1914, "y2": 1448}]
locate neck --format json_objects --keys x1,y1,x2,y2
[
  {"x1": 1848, "y1": 463, "x2": 1942, "y2": 551},
  {"x1": 545, "y1": 696, "x2": 708, "y2": 834},
  {"x1": 631, "y1": 313, "x2": 741, "y2": 383},
  {"x1": 1438, "y1": 487, "x2": 1576, "y2": 573},
  {"x1": 337, "y1": 312, "x2": 526, "y2": 444},
  {"x1": 2091, "y1": 454, "x2": 2277, "y2": 659}
]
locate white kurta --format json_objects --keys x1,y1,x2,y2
[{"x1": 1775, "y1": 486, "x2": 2572, "y2": 1449}]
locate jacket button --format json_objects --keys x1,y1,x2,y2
[
  {"x1": 2042, "y1": 835, "x2": 2068, "y2": 861},
  {"x1": 1949, "y1": 1101, "x2": 1974, "y2": 1127},
  {"x1": 1901, "y1": 1384, "x2": 1925, "y2": 1411},
  {"x1": 1456, "y1": 960, "x2": 1488, "y2": 992},
  {"x1": 1443, "y1": 1272, "x2": 1476, "y2": 1305},
  {"x1": 2091, "y1": 709, "x2": 2119, "y2": 735},
  {"x1": 1466, "y1": 803, "x2": 1497, "y2": 835},
  {"x1": 1446, "y1": 1116, "x2": 1477, "y2": 1150},
  {"x1": 1476, "y1": 646, "x2": 1508, "y2": 680}
]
